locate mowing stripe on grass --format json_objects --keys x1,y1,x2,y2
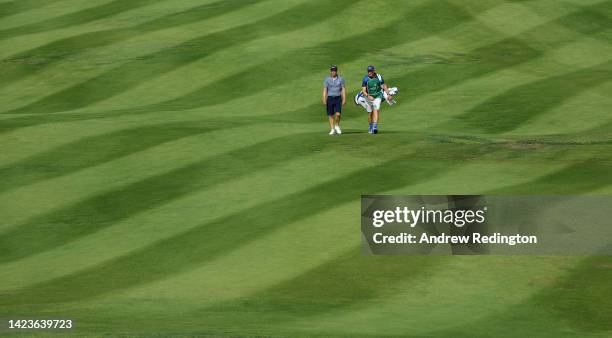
[
  {"x1": 392, "y1": 1, "x2": 612, "y2": 108},
  {"x1": 0, "y1": 1, "x2": 610, "y2": 335},
  {"x1": 205, "y1": 250, "x2": 448, "y2": 315},
  {"x1": 0, "y1": 121, "x2": 218, "y2": 193},
  {"x1": 0, "y1": 149, "x2": 469, "y2": 305},
  {"x1": 452, "y1": 60, "x2": 612, "y2": 134},
  {"x1": 4, "y1": 0, "x2": 591, "y2": 129},
  {"x1": 0, "y1": 146, "x2": 360, "y2": 290},
  {"x1": 0, "y1": 131, "x2": 344, "y2": 263},
  {"x1": 0, "y1": 0, "x2": 64, "y2": 20},
  {"x1": 2, "y1": 0, "x2": 362, "y2": 115},
  {"x1": 121, "y1": 0, "x2": 490, "y2": 115},
  {"x1": 5, "y1": 135, "x2": 580, "y2": 298},
  {"x1": 489, "y1": 159, "x2": 612, "y2": 194},
  {"x1": 0, "y1": 0, "x2": 156, "y2": 41},
  {"x1": 0, "y1": 119, "x2": 284, "y2": 228},
  {"x1": 0, "y1": 0, "x2": 264, "y2": 89}
]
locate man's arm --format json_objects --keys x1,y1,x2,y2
[
  {"x1": 341, "y1": 86, "x2": 346, "y2": 106},
  {"x1": 380, "y1": 75, "x2": 391, "y2": 98},
  {"x1": 362, "y1": 76, "x2": 373, "y2": 100},
  {"x1": 363, "y1": 86, "x2": 373, "y2": 100},
  {"x1": 382, "y1": 83, "x2": 392, "y2": 99},
  {"x1": 323, "y1": 87, "x2": 328, "y2": 105}
]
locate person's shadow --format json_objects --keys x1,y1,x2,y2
[{"x1": 340, "y1": 130, "x2": 403, "y2": 135}]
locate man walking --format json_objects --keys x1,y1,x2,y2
[
  {"x1": 361, "y1": 65, "x2": 391, "y2": 134},
  {"x1": 323, "y1": 65, "x2": 346, "y2": 135}
]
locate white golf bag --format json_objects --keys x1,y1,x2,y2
[{"x1": 354, "y1": 86, "x2": 399, "y2": 112}]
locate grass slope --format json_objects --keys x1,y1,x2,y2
[{"x1": 0, "y1": 0, "x2": 611, "y2": 336}]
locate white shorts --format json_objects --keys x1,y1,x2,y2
[
  {"x1": 357, "y1": 97, "x2": 382, "y2": 113},
  {"x1": 370, "y1": 98, "x2": 382, "y2": 110}
]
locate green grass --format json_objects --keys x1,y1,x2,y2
[{"x1": 0, "y1": 0, "x2": 611, "y2": 336}]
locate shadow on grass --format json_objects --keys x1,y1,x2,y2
[
  {"x1": 429, "y1": 255, "x2": 612, "y2": 336},
  {"x1": 490, "y1": 159, "x2": 612, "y2": 194},
  {"x1": 530, "y1": 255, "x2": 612, "y2": 332},
  {"x1": 0, "y1": 140, "x2": 476, "y2": 305},
  {"x1": 203, "y1": 249, "x2": 448, "y2": 316}
]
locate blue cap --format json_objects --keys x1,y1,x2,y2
[
  {"x1": 330, "y1": 65, "x2": 338, "y2": 71},
  {"x1": 367, "y1": 65, "x2": 375, "y2": 72}
]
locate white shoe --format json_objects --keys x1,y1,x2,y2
[
  {"x1": 329, "y1": 129, "x2": 336, "y2": 135},
  {"x1": 334, "y1": 125, "x2": 342, "y2": 135}
]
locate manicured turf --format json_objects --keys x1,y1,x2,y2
[{"x1": 0, "y1": 0, "x2": 611, "y2": 336}]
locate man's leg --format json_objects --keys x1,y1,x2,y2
[
  {"x1": 332, "y1": 98, "x2": 342, "y2": 134},
  {"x1": 372, "y1": 109, "x2": 379, "y2": 134},
  {"x1": 358, "y1": 97, "x2": 372, "y2": 131},
  {"x1": 334, "y1": 98, "x2": 342, "y2": 128},
  {"x1": 326, "y1": 99, "x2": 335, "y2": 135},
  {"x1": 334, "y1": 112, "x2": 342, "y2": 134},
  {"x1": 366, "y1": 100, "x2": 374, "y2": 133},
  {"x1": 371, "y1": 98, "x2": 381, "y2": 134}
]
